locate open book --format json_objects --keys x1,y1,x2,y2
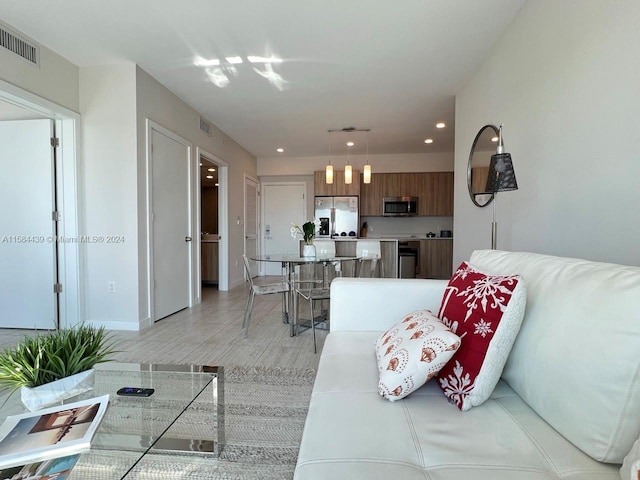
[{"x1": 0, "y1": 395, "x2": 109, "y2": 473}]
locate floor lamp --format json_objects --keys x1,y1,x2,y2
[{"x1": 485, "y1": 125, "x2": 518, "y2": 250}]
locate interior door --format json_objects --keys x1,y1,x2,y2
[
  {"x1": 262, "y1": 183, "x2": 306, "y2": 276},
  {"x1": 151, "y1": 128, "x2": 191, "y2": 321},
  {"x1": 244, "y1": 176, "x2": 259, "y2": 277},
  {"x1": 0, "y1": 119, "x2": 57, "y2": 329}
]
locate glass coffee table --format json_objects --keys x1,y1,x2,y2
[{"x1": 0, "y1": 363, "x2": 224, "y2": 479}]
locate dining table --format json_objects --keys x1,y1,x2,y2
[{"x1": 249, "y1": 253, "x2": 360, "y2": 336}]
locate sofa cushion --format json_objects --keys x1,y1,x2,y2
[
  {"x1": 295, "y1": 331, "x2": 620, "y2": 480},
  {"x1": 374, "y1": 310, "x2": 460, "y2": 401},
  {"x1": 470, "y1": 250, "x2": 640, "y2": 463},
  {"x1": 436, "y1": 261, "x2": 526, "y2": 411}
]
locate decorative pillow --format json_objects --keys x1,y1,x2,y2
[
  {"x1": 621, "y1": 434, "x2": 640, "y2": 480},
  {"x1": 374, "y1": 309, "x2": 461, "y2": 402},
  {"x1": 436, "y1": 261, "x2": 526, "y2": 411}
]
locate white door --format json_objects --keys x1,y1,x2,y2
[
  {"x1": 151, "y1": 127, "x2": 191, "y2": 321},
  {"x1": 262, "y1": 183, "x2": 306, "y2": 276},
  {"x1": 0, "y1": 119, "x2": 57, "y2": 329},
  {"x1": 244, "y1": 176, "x2": 259, "y2": 277}
]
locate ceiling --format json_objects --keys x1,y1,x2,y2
[{"x1": 0, "y1": 0, "x2": 525, "y2": 158}]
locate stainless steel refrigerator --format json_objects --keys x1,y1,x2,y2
[{"x1": 314, "y1": 196, "x2": 359, "y2": 238}]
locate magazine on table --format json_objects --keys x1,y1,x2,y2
[{"x1": 0, "y1": 394, "x2": 109, "y2": 471}]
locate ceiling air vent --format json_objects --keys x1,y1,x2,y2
[
  {"x1": 0, "y1": 22, "x2": 40, "y2": 66},
  {"x1": 199, "y1": 117, "x2": 212, "y2": 136}
]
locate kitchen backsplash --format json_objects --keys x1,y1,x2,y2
[{"x1": 361, "y1": 216, "x2": 453, "y2": 238}]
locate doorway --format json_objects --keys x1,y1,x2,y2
[
  {"x1": 197, "y1": 148, "x2": 229, "y2": 294},
  {"x1": 244, "y1": 175, "x2": 259, "y2": 278},
  {"x1": 200, "y1": 156, "x2": 220, "y2": 289},
  {"x1": 148, "y1": 121, "x2": 192, "y2": 322},
  {"x1": 0, "y1": 82, "x2": 80, "y2": 330}
]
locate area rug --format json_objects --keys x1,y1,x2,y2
[{"x1": 70, "y1": 365, "x2": 316, "y2": 480}]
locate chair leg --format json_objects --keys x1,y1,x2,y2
[
  {"x1": 244, "y1": 290, "x2": 255, "y2": 339},
  {"x1": 242, "y1": 290, "x2": 251, "y2": 331},
  {"x1": 310, "y1": 296, "x2": 317, "y2": 354}
]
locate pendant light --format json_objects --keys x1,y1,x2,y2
[
  {"x1": 363, "y1": 131, "x2": 372, "y2": 184},
  {"x1": 325, "y1": 163, "x2": 334, "y2": 184},
  {"x1": 325, "y1": 134, "x2": 334, "y2": 184},
  {"x1": 345, "y1": 141, "x2": 353, "y2": 184}
]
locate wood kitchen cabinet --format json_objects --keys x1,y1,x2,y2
[
  {"x1": 418, "y1": 239, "x2": 453, "y2": 279},
  {"x1": 201, "y1": 241, "x2": 219, "y2": 283},
  {"x1": 360, "y1": 172, "x2": 453, "y2": 216},
  {"x1": 314, "y1": 170, "x2": 360, "y2": 196}
]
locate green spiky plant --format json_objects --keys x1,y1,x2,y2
[{"x1": 0, "y1": 324, "x2": 117, "y2": 399}]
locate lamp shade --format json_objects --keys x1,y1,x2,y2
[
  {"x1": 325, "y1": 164, "x2": 334, "y2": 184},
  {"x1": 485, "y1": 153, "x2": 518, "y2": 193},
  {"x1": 363, "y1": 164, "x2": 371, "y2": 184},
  {"x1": 344, "y1": 164, "x2": 352, "y2": 184}
]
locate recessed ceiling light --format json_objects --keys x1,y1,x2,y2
[
  {"x1": 491, "y1": 136, "x2": 499, "y2": 142},
  {"x1": 346, "y1": 142, "x2": 354, "y2": 147},
  {"x1": 215, "y1": 183, "x2": 219, "y2": 187},
  {"x1": 276, "y1": 148, "x2": 284, "y2": 153},
  {"x1": 206, "y1": 175, "x2": 214, "y2": 179},
  {"x1": 424, "y1": 138, "x2": 434, "y2": 144},
  {"x1": 436, "y1": 122, "x2": 446, "y2": 129},
  {"x1": 207, "y1": 168, "x2": 215, "y2": 172}
]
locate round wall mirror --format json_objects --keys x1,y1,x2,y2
[{"x1": 467, "y1": 124, "x2": 499, "y2": 207}]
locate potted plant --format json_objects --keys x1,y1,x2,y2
[
  {"x1": 291, "y1": 220, "x2": 318, "y2": 257},
  {"x1": 0, "y1": 324, "x2": 116, "y2": 410}
]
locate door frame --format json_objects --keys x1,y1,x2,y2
[
  {"x1": 0, "y1": 79, "x2": 81, "y2": 329},
  {"x1": 145, "y1": 119, "x2": 194, "y2": 322},
  {"x1": 244, "y1": 174, "x2": 260, "y2": 278},
  {"x1": 195, "y1": 148, "x2": 229, "y2": 295}
]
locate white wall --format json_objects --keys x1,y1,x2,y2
[
  {"x1": 135, "y1": 66, "x2": 257, "y2": 297},
  {"x1": 0, "y1": 33, "x2": 79, "y2": 112},
  {"x1": 79, "y1": 64, "x2": 139, "y2": 329},
  {"x1": 454, "y1": 0, "x2": 640, "y2": 267}
]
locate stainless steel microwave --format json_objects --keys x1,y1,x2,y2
[{"x1": 382, "y1": 196, "x2": 419, "y2": 216}]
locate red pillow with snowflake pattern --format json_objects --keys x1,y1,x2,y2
[{"x1": 436, "y1": 262, "x2": 526, "y2": 411}]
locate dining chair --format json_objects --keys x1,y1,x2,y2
[
  {"x1": 355, "y1": 240, "x2": 383, "y2": 277},
  {"x1": 294, "y1": 284, "x2": 330, "y2": 354},
  {"x1": 241, "y1": 255, "x2": 289, "y2": 339}
]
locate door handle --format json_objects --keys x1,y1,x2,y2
[{"x1": 185, "y1": 236, "x2": 192, "y2": 242}]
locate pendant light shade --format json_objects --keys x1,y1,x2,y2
[
  {"x1": 325, "y1": 164, "x2": 334, "y2": 184},
  {"x1": 363, "y1": 164, "x2": 372, "y2": 184},
  {"x1": 344, "y1": 164, "x2": 352, "y2": 184}
]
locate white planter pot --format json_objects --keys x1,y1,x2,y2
[
  {"x1": 20, "y1": 368, "x2": 95, "y2": 411},
  {"x1": 302, "y1": 244, "x2": 316, "y2": 257}
]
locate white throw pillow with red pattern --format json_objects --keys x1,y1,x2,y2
[
  {"x1": 621, "y1": 434, "x2": 640, "y2": 480},
  {"x1": 436, "y1": 262, "x2": 526, "y2": 411},
  {"x1": 374, "y1": 309, "x2": 461, "y2": 402}
]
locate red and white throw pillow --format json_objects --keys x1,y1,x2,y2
[
  {"x1": 374, "y1": 309, "x2": 461, "y2": 402},
  {"x1": 437, "y1": 262, "x2": 526, "y2": 411}
]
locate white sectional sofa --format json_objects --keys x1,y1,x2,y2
[{"x1": 294, "y1": 250, "x2": 640, "y2": 480}]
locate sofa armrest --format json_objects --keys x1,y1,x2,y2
[{"x1": 329, "y1": 277, "x2": 448, "y2": 332}]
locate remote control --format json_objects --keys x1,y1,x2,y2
[{"x1": 117, "y1": 387, "x2": 154, "y2": 397}]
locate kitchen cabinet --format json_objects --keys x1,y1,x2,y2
[
  {"x1": 314, "y1": 170, "x2": 360, "y2": 196},
  {"x1": 360, "y1": 172, "x2": 453, "y2": 216},
  {"x1": 418, "y1": 239, "x2": 453, "y2": 279},
  {"x1": 201, "y1": 241, "x2": 219, "y2": 283}
]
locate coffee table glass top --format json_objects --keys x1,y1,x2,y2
[{"x1": 0, "y1": 363, "x2": 224, "y2": 480}]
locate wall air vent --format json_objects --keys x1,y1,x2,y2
[
  {"x1": 199, "y1": 117, "x2": 212, "y2": 136},
  {"x1": 0, "y1": 22, "x2": 40, "y2": 66}
]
